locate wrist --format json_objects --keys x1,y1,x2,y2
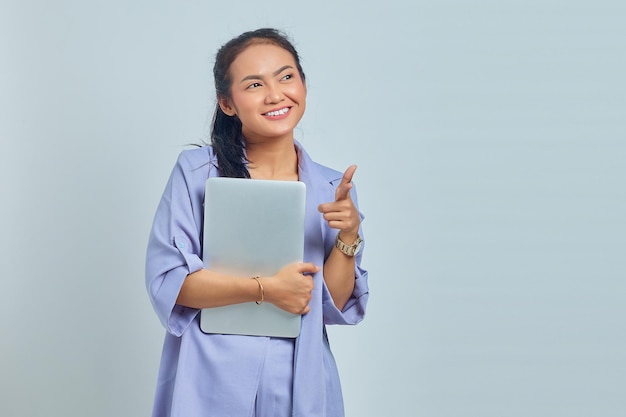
[
  {"x1": 257, "y1": 277, "x2": 274, "y2": 304},
  {"x1": 338, "y1": 230, "x2": 358, "y2": 243},
  {"x1": 335, "y1": 232, "x2": 363, "y2": 257},
  {"x1": 251, "y1": 276, "x2": 264, "y2": 304}
]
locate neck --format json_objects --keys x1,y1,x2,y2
[{"x1": 246, "y1": 139, "x2": 299, "y2": 181}]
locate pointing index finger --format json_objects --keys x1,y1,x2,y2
[{"x1": 335, "y1": 164, "x2": 357, "y2": 201}]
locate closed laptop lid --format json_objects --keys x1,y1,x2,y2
[{"x1": 200, "y1": 177, "x2": 306, "y2": 337}]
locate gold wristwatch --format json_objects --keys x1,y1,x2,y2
[{"x1": 334, "y1": 233, "x2": 363, "y2": 257}]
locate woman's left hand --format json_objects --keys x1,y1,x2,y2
[{"x1": 317, "y1": 165, "x2": 361, "y2": 241}]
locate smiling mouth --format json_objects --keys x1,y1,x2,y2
[{"x1": 263, "y1": 107, "x2": 290, "y2": 117}]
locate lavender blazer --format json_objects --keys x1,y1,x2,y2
[{"x1": 145, "y1": 142, "x2": 369, "y2": 417}]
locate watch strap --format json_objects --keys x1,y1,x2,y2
[{"x1": 335, "y1": 233, "x2": 362, "y2": 257}]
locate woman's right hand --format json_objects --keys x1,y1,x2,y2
[{"x1": 261, "y1": 262, "x2": 319, "y2": 314}]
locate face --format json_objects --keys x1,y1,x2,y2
[{"x1": 219, "y1": 43, "x2": 307, "y2": 144}]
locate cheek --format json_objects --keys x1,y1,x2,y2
[
  {"x1": 230, "y1": 92, "x2": 257, "y2": 112},
  {"x1": 289, "y1": 84, "x2": 307, "y2": 103},
  {"x1": 298, "y1": 82, "x2": 307, "y2": 97}
]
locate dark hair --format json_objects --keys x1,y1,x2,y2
[{"x1": 210, "y1": 28, "x2": 306, "y2": 178}]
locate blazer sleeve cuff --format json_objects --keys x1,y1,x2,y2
[
  {"x1": 322, "y1": 265, "x2": 369, "y2": 325},
  {"x1": 147, "y1": 235, "x2": 204, "y2": 337}
]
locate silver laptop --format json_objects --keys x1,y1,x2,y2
[{"x1": 200, "y1": 177, "x2": 306, "y2": 337}]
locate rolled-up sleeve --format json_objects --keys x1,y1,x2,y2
[
  {"x1": 145, "y1": 151, "x2": 208, "y2": 336},
  {"x1": 322, "y1": 260, "x2": 369, "y2": 325}
]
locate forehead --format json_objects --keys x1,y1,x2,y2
[{"x1": 229, "y1": 43, "x2": 296, "y2": 78}]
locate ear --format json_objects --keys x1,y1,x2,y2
[{"x1": 218, "y1": 97, "x2": 236, "y2": 116}]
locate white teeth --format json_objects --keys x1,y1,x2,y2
[{"x1": 265, "y1": 108, "x2": 289, "y2": 116}]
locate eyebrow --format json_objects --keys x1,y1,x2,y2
[{"x1": 239, "y1": 65, "x2": 294, "y2": 84}]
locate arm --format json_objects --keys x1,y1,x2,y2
[
  {"x1": 321, "y1": 231, "x2": 359, "y2": 310},
  {"x1": 145, "y1": 153, "x2": 207, "y2": 336},
  {"x1": 318, "y1": 165, "x2": 362, "y2": 311},
  {"x1": 176, "y1": 262, "x2": 320, "y2": 315}
]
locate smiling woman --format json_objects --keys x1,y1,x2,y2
[{"x1": 144, "y1": 28, "x2": 369, "y2": 417}]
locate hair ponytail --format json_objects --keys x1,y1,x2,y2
[{"x1": 211, "y1": 107, "x2": 249, "y2": 178}]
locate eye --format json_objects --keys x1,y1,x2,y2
[
  {"x1": 246, "y1": 82, "x2": 262, "y2": 89},
  {"x1": 281, "y1": 73, "x2": 293, "y2": 81}
]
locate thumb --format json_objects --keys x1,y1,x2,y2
[
  {"x1": 335, "y1": 165, "x2": 357, "y2": 201},
  {"x1": 297, "y1": 262, "x2": 321, "y2": 274}
]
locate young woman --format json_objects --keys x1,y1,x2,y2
[{"x1": 145, "y1": 28, "x2": 369, "y2": 417}]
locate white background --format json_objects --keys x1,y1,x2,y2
[{"x1": 1, "y1": 1, "x2": 625, "y2": 416}]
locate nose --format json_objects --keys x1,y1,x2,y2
[{"x1": 264, "y1": 83, "x2": 284, "y2": 104}]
